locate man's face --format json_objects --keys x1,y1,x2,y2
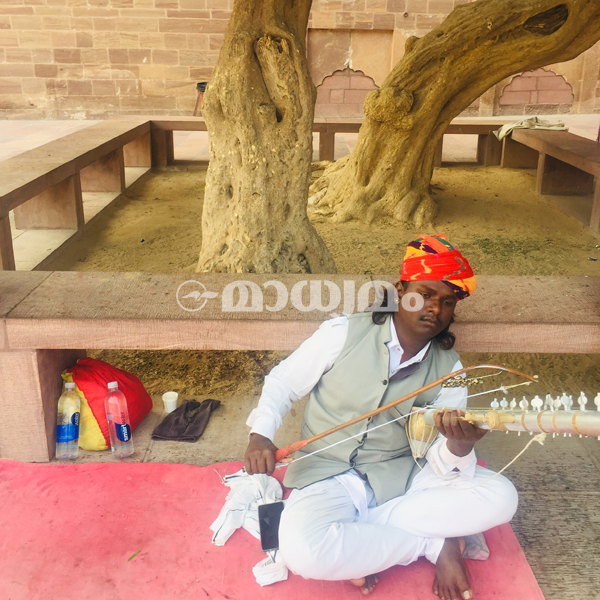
[{"x1": 394, "y1": 280, "x2": 457, "y2": 339}]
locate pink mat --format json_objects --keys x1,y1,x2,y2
[{"x1": 0, "y1": 459, "x2": 544, "y2": 600}]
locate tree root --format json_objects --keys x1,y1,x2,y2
[{"x1": 308, "y1": 161, "x2": 437, "y2": 228}]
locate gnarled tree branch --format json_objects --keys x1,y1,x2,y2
[{"x1": 310, "y1": 0, "x2": 600, "y2": 227}]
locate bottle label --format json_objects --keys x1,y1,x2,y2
[
  {"x1": 57, "y1": 412, "x2": 80, "y2": 443},
  {"x1": 115, "y1": 423, "x2": 132, "y2": 443}
]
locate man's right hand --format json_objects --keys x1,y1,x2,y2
[{"x1": 244, "y1": 433, "x2": 278, "y2": 476}]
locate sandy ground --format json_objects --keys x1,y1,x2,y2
[
  {"x1": 44, "y1": 166, "x2": 600, "y2": 276},
  {"x1": 43, "y1": 164, "x2": 600, "y2": 397}
]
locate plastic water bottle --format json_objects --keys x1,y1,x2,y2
[
  {"x1": 56, "y1": 382, "x2": 80, "y2": 460},
  {"x1": 104, "y1": 381, "x2": 134, "y2": 459}
]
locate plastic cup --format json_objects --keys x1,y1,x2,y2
[{"x1": 162, "y1": 391, "x2": 179, "y2": 413}]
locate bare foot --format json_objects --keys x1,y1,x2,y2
[
  {"x1": 348, "y1": 574, "x2": 380, "y2": 595},
  {"x1": 432, "y1": 538, "x2": 472, "y2": 600}
]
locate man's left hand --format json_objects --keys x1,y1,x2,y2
[{"x1": 434, "y1": 409, "x2": 487, "y2": 457}]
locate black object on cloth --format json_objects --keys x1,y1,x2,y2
[{"x1": 152, "y1": 399, "x2": 221, "y2": 442}]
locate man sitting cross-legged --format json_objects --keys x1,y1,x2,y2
[{"x1": 244, "y1": 234, "x2": 518, "y2": 600}]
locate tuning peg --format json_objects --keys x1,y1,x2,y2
[
  {"x1": 531, "y1": 395, "x2": 543, "y2": 412},
  {"x1": 578, "y1": 392, "x2": 588, "y2": 411},
  {"x1": 510, "y1": 398, "x2": 517, "y2": 409},
  {"x1": 559, "y1": 393, "x2": 570, "y2": 436},
  {"x1": 500, "y1": 397, "x2": 508, "y2": 410},
  {"x1": 515, "y1": 398, "x2": 528, "y2": 436},
  {"x1": 490, "y1": 398, "x2": 500, "y2": 410}
]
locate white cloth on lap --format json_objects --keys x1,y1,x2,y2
[
  {"x1": 210, "y1": 469, "x2": 288, "y2": 586},
  {"x1": 253, "y1": 552, "x2": 288, "y2": 586},
  {"x1": 210, "y1": 469, "x2": 282, "y2": 545}
]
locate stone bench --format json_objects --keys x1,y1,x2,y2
[
  {"x1": 501, "y1": 129, "x2": 600, "y2": 232},
  {"x1": 0, "y1": 271, "x2": 598, "y2": 463},
  {"x1": 151, "y1": 116, "x2": 509, "y2": 166},
  {"x1": 0, "y1": 116, "x2": 509, "y2": 272},
  {"x1": 0, "y1": 118, "x2": 154, "y2": 271}
]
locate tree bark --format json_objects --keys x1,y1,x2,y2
[
  {"x1": 197, "y1": 0, "x2": 336, "y2": 274},
  {"x1": 309, "y1": 0, "x2": 600, "y2": 227}
]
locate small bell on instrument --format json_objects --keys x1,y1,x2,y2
[
  {"x1": 559, "y1": 393, "x2": 570, "y2": 436},
  {"x1": 531, "y1": 396, "x2": 543, "y2": 412}
]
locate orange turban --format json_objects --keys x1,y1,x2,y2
[{"x1": 400, "y1": 234, "x2": 476, "y2": 300}]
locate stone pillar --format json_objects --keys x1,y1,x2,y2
[
  {"x1": 123, "y1": 132, "x2": 152, "y2": 167},
  {"x1": 0, "y1": 215, "x2": 15, "y2": 271},
  {"x1": 536, "y1": 153, "x2": 594, "y2": 196},
  {"x1": 574, "y1": 42, "x2": 600, "y2": 114},
  {"x1": 477, "y1": 134, "x2": 502, "y2": 166},
  {"x1": 433, "y1": 137, "x2": 443, "y2": 167},
  {"x1": 591, "y1": 180, "x2": 600, "y2": 232},
  {"x1": 151, "y1": 128, "x2": 175, "y2": 168},
  {"x1": 319, "y1": 132, "x2": 335, "y2": 161},
  {"x1": 80, "y1": 148, "x2": 126, "y2": 193},
  {"x1": 501, "y1": 137, "x2": 539, "y2": 169},
  {"x1": 13, "y1": 174, "x2": 84, "y2": 230},
  {"x1": 0, "y1": 349, "x2": 86, "y2": 462},
  {"x1": 478, "y1": 86, "x2": 497, "y2": 117}
]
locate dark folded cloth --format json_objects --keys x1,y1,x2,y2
[{"x1": 152, "y1": 398, "x2": 221, "y2": 442}]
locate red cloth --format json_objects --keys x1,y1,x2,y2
[
  {"x1": 402, "y1": 249, "x2": 475, "y2": 282},
  {"x1": 400, "y1": 234, "x2": 476, "y2": 299},
  {"x1": 65, "y1": 357, "x2": 152, "y2": 447},
  {"x1": 0, "y1": 459, "x2": 545, "y2": 600}
]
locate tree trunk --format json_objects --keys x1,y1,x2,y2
[
  {"x1": 197, "y1": 0, "x2": 336, "y2": 274},
  {"x1": 309, "y1": 0, "x2": 600, "y2": 227}
]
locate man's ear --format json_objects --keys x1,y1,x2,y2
[
  {"x1": 395, "y1": 280, "x2": 407, "y2": 299},
  {"x1": 394, "y1": 281, "x2": 405, "y2": 309}
]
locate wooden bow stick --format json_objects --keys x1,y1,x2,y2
[{"x1": 274, "y1": 364, "x2": 537, "y2": 462}]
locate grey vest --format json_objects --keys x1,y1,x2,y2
[{"x1": 283, "y1": 312, "x2": 459, "y2": 505}]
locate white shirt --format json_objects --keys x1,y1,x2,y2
[{"x1": 247, "y1": 315, "x2": 476, "y2": 477}]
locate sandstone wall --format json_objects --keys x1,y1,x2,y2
[{"x1": 0, "y1": 0, "x2": 599, "y2": 118}]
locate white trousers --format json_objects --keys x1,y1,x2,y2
[{"x1": 278, "y1": 464, "x2": 518, "y2": 581}]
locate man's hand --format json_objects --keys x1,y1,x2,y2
[
  {"x1": 244, "y1": 433, "x2": 279, "y2": 476},
  {"x1": 434, "y1": 409, "x2": 487, "y2": 457}
]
